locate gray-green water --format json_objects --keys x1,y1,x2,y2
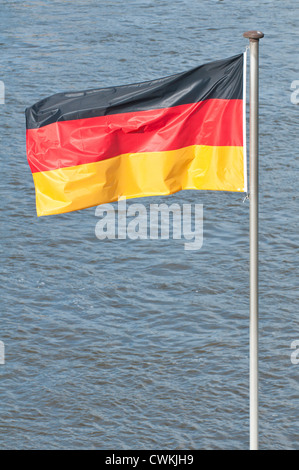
[{"x1": 0, "y1": 0, "x2": 298, "y2": 449}]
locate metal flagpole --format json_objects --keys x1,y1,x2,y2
[{"x1": 243, "y1": 30, "x2": 264, "y2": 450}]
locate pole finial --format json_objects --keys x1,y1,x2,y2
[{"x1": 243, "y1": 31, "x2": 264, "y2": 41}]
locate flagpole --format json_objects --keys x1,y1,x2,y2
[{"x1": 243, "y1": 30, "x2": 264, "y2": 451}]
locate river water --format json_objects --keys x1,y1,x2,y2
[{"x1": 0, "y1": 0, "x2": 298, "y2": 450}]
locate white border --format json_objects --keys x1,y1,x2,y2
[{"x1": 243, "y1": 49, "x2": 248, "y2": 193}]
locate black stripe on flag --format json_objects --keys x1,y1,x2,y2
[{"x1": 26, "y1": 54, "x2": 243, "y2": 129}]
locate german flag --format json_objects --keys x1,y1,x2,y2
[{"x1": 26, "y1": 53, "x2": 246, "y2": 216}]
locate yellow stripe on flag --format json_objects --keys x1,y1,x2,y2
[{"x1": 33, "y1": 145, "x2": 245, "y2": 216}]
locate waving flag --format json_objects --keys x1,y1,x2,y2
[{"x1": 26, "y1": 53, "x2": 246, "y2": 216}]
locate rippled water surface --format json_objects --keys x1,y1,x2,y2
[{"x1": 0, "y1": 0, "x2": 298, "y2": 450}]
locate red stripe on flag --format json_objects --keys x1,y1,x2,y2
[{"x1": 27, "y1": 98, "x2": 243, "y2": 174}]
